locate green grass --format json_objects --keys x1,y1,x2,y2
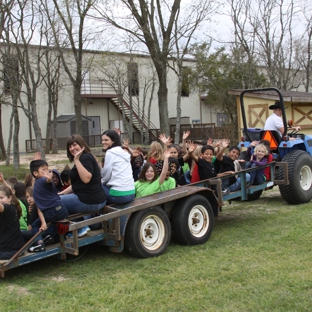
[
  {"x1": 1, "y1": 189, "x2": 312, "y2": 311},
  {"x1": 0, "y1": 164, "x2": 30, "y2": 181}
]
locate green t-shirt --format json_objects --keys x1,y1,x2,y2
[
  {"x1": 160, "y1": 177, "x2": 176, "y2": 192},
  {"x1": 135, "y1": 179, "x2": 161, "y2": 198},
  {"x1": 19, "y1": 200, "x2": 28, "y2": 230}
]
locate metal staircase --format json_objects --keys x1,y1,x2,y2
[{"x1": 81, "y1": 80, "x2": 159, "y2": 142}]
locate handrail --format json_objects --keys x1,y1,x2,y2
[{"x1": 81, "y1": 79, "x2": 158, "y2": 132}]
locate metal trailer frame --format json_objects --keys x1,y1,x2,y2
[{"x1": 0, "y1": 162, "x2": 288, "y2": 278}]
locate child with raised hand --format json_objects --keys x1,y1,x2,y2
[
  {"x1": 0, "y1": 185, "x2": 25, "y2": 259},
  {"x1": 190, "y1": 145, "x2": 202, "y2": 183},
  {"x1": 188, "y1": 143, "x2": 217, "y2": 180},
  {"x1": 135, "y1": 149, "x2": 173, "y2": 198},
  {"x1": 0, "y1": 173, "x2": 28, "y2": 231},
  {"x1": 216, "y1": 139, "x2": 250, "y2": 194},
  {"x1": 26, "y1": 157, "x2": 68, "y2": 252},
  {"x1": 159, "y1": 131, "x2": 190, "y2": 185},
  {"x1": 148, "y1": 141, "x2": 165, "y2": 176},
  {"x1": 245, "y1": 143, "x2": 268, "y2": 185}
]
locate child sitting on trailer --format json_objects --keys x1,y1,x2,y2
[
  {"x1": 216, "y1": 139, "x2": 250, "y2": 194},
  {"x1": 25, "y1": 157, "x2": 68, "y2": 252},
  {"x1": 135, "y1": 149, "x2": 174, "y2": 198},
  {"x1": 0, "y1": 185, "x2": 25, "y2": 260}
]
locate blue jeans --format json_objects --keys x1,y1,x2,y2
[
  {"x1": 222, "y1": 174, "x2": 251, "y2": 192},
  {"x1": 31, "y1": 203, "x2": 68, "y2": 238},
  {"x1": 246, "y1": 163, "x2": 266, "y2": 185},
  {"x1": 184, "y1": 170, "x2": 191, "y2": 184},
  {"x1": 102, "y1": 185, "x2": 135, "y2": 205},
  {"x1": 60, "y1": 194, "x2": 106, "y2": 215}
]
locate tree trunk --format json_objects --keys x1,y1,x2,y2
[
  {"x1": 73, "y1": 84, "x2": 82, "y2": 135},
  {"x1": 0, "y1": 104, "x2": 6, "y2": 160},
  {"x1": 157, "y1": 74, "x2": 169, "y2": 135},
  {"x1": 45, "y1": 90, "x2": 52, "y2": 154},
  {"x1": 5, "y1": 109, "x2": 13, "y2": 166},
  {"x1": 12, "y1": 92, "x2": 20, "y2": 169},
  {"x1": 174, "y1": 65, "x2": 183, "y2": 144}
]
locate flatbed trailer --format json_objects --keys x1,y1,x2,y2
[{"x1": 0, "y1": 162, "x2": 288, "y2": 278}]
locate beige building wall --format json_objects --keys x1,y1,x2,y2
[{"x1": 1, "y1": 50, "x2": 204, "y2": 152}]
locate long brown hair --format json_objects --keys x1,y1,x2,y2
[
  {"x1": 0, "y1": 185, "x2": 22, "y2": 218},
  {"x1": 66, "y1": 134, "x2": 92, "y2": 162},
  {"x1": 138, "y1": 162, "x2": 158, "y2": 183}
]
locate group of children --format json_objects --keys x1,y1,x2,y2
[
  {"x1": 0, "y1": 130, "x2": 273, "y2": 260},
  {"x1": 118, "y1": 131, "x2": 272, "y2": 197}
]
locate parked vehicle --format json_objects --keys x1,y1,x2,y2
[{"x1": 238, "y1": 87, "x2": 312, "y2": 204}]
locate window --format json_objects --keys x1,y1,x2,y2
[
  {"x1": 127, "y1": 62, "x2": 139, "y2": 96},
  {"x1": 181, "y1": 67, "x2": 191, "y2": 97},
  {"x1": 217, "y1": 113, "x2": 228, "y2": 127}
]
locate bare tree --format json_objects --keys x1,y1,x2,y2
[
  {"x1": 0, "y1": 0, "x2": 16, "y2": 161},
  {"x1": 96, "y1": 0, "x2": 185, "y2": 135},
  {"x1": 137, "y1": 64, "x2": 157, "y2": 144},
  {"x1": 227, "y1": 0, "x2": 303, "y2": 90},
  {"x1": 295, "y1": 2, "x2": 312, "y2": 92},
  {"x1": 4, "y1": 0, "x2": 48, "y2": 161},
  {"x1": 169, "y1": 0, "x2": 214, "y2": 144},
  {"x1": 44, "y1": 0, "x2": 99, "y2": 135},
  {"x1": 39, "y1": 15, "x2": 63, "y2": 154}
]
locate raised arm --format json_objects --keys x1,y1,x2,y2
[
  {"x1": 182, "y1": 131, "x2": 190, "y2": 153},
  {"x1": 159, "y1": 134, "x2": 172, "y2": 148},
  {"x1": 73, "y1": 148, "x2": 92, "y2": 183},
  {"x1": 0, "y1": 172, "x2": 11, "y2": 189},
  {"x1": 158, "y1": 149, "x2": 171, "y2": 185},
  {"x1": 216, "y1": 139, "x2": 230, "y2": 162},
  {"x1": 187, "y1": 143, "x2": 199, "y2": 162}
]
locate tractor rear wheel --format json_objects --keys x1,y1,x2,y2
[{"x1": 277, "y1": 150, "x2": 312, "y2": 204}]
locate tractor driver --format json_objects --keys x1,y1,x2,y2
[{"x1": 264, "y1": 101, "x2": 300, "y2": 137}]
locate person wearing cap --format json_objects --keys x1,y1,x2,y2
[{"x1": 264, "y1": 101, "x2": 300, "y2": 137}]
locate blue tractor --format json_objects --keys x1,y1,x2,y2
[{"x1": 238, "y1": 87, "x2": 312, "y2": 204}]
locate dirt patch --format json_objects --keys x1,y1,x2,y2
[
  {"x1": 0, "y1": 147, "x2": 104, "y2": 171},
  {"x1": 7, "y1": 284, "x2": 30, "y2": 295},
  {"x1": 49, "y1": 276, "x2": 69, "y2": 282}
]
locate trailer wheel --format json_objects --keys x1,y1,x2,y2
[
  {"x1": 125, "y1": 206, "x2": 171, "y2": 258},
  {"x1": 172, "y1": 194, "x2": 213, "y2": 245},
  {"x1": 246, "y1": 189, "x2": 263, "y2": 201},
  {"x1": 277, "y1": 150, "x2": 312, "y2": 204}
]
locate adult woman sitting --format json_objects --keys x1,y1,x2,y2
[
  {"x1": 59, "y1": 134, "x2": 107, "y2": 216},
  {"x1": 101, "y1": 130, "x2": 135, "y2": 204}
]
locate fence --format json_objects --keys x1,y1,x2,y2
[
  {"x1": 25, "y1": 124, "x2": 238, "y2": 153},
  {"x1": 26, "y1": 135, "x2": 102, "y2": 153}
]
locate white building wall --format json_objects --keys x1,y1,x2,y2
[{"x1": 1, "y1": 49, "x2": 202, "y2": 152}]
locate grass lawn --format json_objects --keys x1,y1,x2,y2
[{"x1": 1, "y1": 188, "x2": 312, "y2": 311}]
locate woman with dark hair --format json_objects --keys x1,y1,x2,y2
[
  {"x1": 101, "y1": 129, "x2": 135, "y2": 204},
  {"x1": 59, "y1": 134, "x2": 107, "y2": 236}
]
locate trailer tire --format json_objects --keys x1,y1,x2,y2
[
  {"x1": 246, "y1": 189, "x2": 263, "y2": 201},
  {"x1": 277, "y1": 150, "x2": 312, "y2": 204},
  {"x1": 172, "y1": 194, "x2": 213, "y2": 245},
  {"x1": 125, "y1": 206, "x2": 171, "y2": 258}
]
